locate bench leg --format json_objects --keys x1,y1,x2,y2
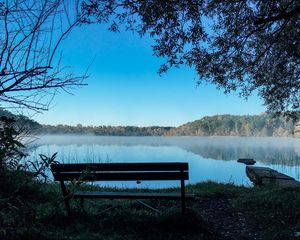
[
  {"x1": 180, "y1": 178, "x2": 186, "y2": 215},
  {"x1": 60, "y1": 180, "x2": 71, "y2": 216}
]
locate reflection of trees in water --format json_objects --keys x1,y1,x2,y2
[
  {"x1": 176, "y1": 141, "x2": 300, "y2": 166},
  {"x1": 31, "y1": 136, "x2": 300, "y2": 166}
]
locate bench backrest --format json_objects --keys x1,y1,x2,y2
[{"x1": 51, "y1": 162, "x2": 189, "y2": 181}]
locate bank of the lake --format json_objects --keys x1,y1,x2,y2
[{"x1": 1, "y1": 169, "x2": 300, "y2": 240}]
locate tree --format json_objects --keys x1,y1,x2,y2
[
  {"x1": 0, "y1": 0, "x2": 89, "y2": 172},
  {"x1": 82, "y1": 0, "x2": 300, "y2": 118},
  {"x1": 0, "y1": 0, "x2": 87, "y2": 111}
]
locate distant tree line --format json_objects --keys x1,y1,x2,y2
[
  {"x1": 0, "y1": 109, "x2": 298, "y2": 137},
  {"x1": 171, "y1": 114, "x2": 297, "y2": 137},
  {"x1": 41, "y1": 124, "x2": 172, "y2": 136}
]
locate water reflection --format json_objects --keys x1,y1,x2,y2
[
  {"x1": 29, "y1": 136, "x2": 300, "y2": 166},
  {"x1": 26, "y1": 135, "x2": 300, "y2": 187}
]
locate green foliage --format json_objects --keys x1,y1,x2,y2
[
  {"x1": 41, "y1": 124, "x2": 173, "y2": 136},
  {"x1": 27, "y1": 153, "x2": 59, "y2": 182},
  {"x1": 0, "y1": 117, "x2": 27, "y2": 170},
  {"x1": 39, "y1": 113, "x2": 298, "y2": 137},
  {"x1": 173, "y1": 113, "x2": 296, "y2": 136},
  {"x1": 1, "y1": 108, "x2": 297, "y2": 137},
  {"x1": 0, "y1": 170, "x2": 212, "y2": 240},
  {"x1": 187, "y1": 181, "x2": 245, "y2": 199},
  {"x1": 0, "y1": 108, "x2": 57, "y2": 178},
  {"x1": 0, "y1": 108, "x2": 41, "y2": 131},
  {"x1": 0, "y1": 170, "x2": 62, "y2": 240},
  {"x1": 1, "y1": 173, "x2": 300, "y2": 239}
]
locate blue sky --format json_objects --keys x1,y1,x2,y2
[{"x1": 34, "y1": 23, "x2": 265, "y2": 127}]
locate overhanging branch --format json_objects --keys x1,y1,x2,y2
[{"x1": 254, "y1": 5, "x2": 300, "y2": 25}]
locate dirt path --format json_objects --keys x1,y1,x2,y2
[{"x1": 197, "y1": 197, "x2": 262, "y2": 240}]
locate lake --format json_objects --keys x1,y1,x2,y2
[{"x1": 27, "y1": 135, "x2": 300, "y2": 188}]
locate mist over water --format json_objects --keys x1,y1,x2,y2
[{"x1": 27, "y1": 135, "x2": 300, "y2": 188}]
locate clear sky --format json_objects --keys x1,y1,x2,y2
[{"x1": 34, "y1": 23, "x2": 265, "y2": 127}]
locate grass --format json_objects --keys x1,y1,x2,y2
[
  {"x1": 1, "y1": 170, "x2": 300, "y2": 239},
  {"x1": 232, "y1": 186, "x2": 300, "y2": 239}
]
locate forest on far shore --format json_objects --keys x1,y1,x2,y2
[{"x1": 1, "y1": 108, "x2": 299, "y2": 137}]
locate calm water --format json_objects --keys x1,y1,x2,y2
[{"x1": 27, "y1": 135, "x2": 300, "y2": 188}]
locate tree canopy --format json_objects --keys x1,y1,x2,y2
[{"x1": 82, "y1": 0, "x2": 300, "y2": 117}]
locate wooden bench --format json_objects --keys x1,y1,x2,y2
[{"x1": 51, "y1": 162, "x2": 194, "y2": 215}]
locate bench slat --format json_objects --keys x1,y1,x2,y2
[
  {"x1": 51, "y1": 162, "x2": 188, "y2": 172},
  {"x1": 73, "y1": 191, "x2": 195, "y2": 200},
  {"x1": 53, "y1": 171, "x2": 189, "y2": 181}
]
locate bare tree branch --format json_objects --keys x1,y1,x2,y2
[{"x1": 0, "y1": 0, "x2": 87, "y2": 111}]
